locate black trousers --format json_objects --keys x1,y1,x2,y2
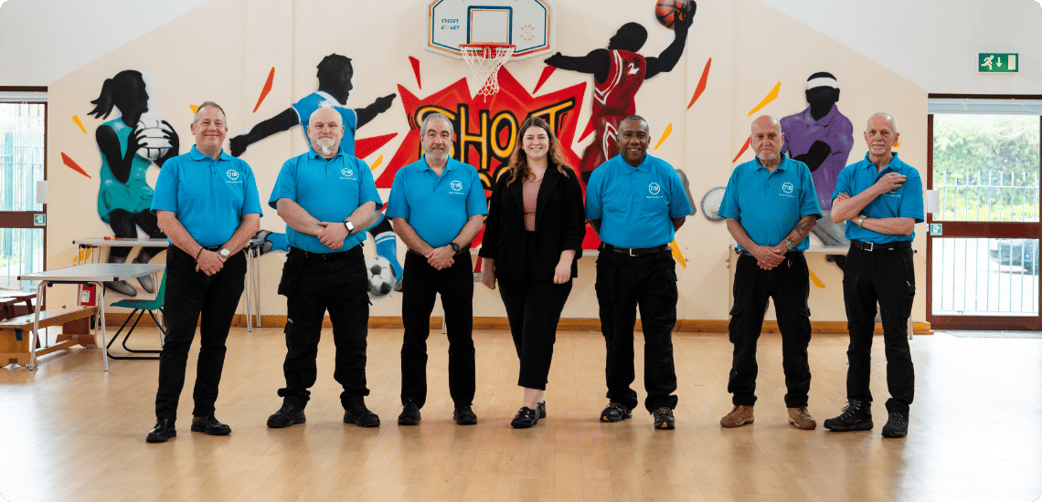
[
  {"x1": 155, "y1": 245, "x2": 245, "y2": 420},
  {"x1": 843, "y1": 245, "x2": 916, "y2": 414},
  {"x1": 498, "y1": 277, "x2": 572, "y2": 390},
  {"x1": 278, "y1": 246, "x2": 370, "y2": 410},
  {"x1": 400, "y1": 251, "x2": 475, "y2": 409},
  {"x1": 595, "y1": 250, "x2": 679, "y2": 413},
  {"x1": 727, "y1": 252, "x2": 812, "y2": 408}
]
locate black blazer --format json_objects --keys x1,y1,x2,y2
[{"x1": 479, "y1": 164, "x2": 586, "y2": 282}]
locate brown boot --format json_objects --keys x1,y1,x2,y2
[
  {"x1": 720, "y1": 405, "x2": 754, "y2": 428},
  {"x1": 787, "y1": 407, "x2": 817, "y2": 430}
]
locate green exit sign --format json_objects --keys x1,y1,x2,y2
[{"x1": 979, "y1": 53, "x2": 1018, "y2": 73}]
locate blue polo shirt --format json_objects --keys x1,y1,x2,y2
[
  {"x1": 385, "y1": 156, "x2": 488, "y2": 248},
  {"x1": 832, "y1": 152, "x2": 924, "y2": 244},
  {"x1": 718, "y1": 154, "x2": 822, "y2": 251},
  {"x1": 151, "y1": 145, "x2": 262, "y2": 247},
  {"x1": 585, "y1": 153, "x2": 692, "y2": 248},
  {"x1": 269, "y1": 148, "x2": 381, "y2": 253}
]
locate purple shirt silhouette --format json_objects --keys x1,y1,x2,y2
[{"x1": 781, "y1": 104, "x2": 853, "y2": 210}]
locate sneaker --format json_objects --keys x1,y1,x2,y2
[
  {"x1": 536, "y1": 401, "x2": 546, "y2": 419},
  {"x1": 599, "y1": 402, "x2": 631, "y2": 422},
  {"x1": 398, "y1": 399, "x2": 421, "y2": 426},
  {"x1": 267, "y1": 403, "x2": 306, "y2": 428},
  {"x1": 823, "y1": 399, "x2": 873, "y2": 432},
  {"x1": 453, "y1": 405, "x2": 478, "y2": 425},
  {"x1": 720, "y1": 405, "x2": 755, "y2": 428},
  {"x1": 510, "y1": 407, "x2": 539, "y2": 429},
  {"x1": 881, "y1": 411, "x2": 909, "y2": 438},
  {"x1": 653, "y1": 407, "x2": 676, "y2": 430},
  {"x1": 787, "y1": 407, "x2": 817, "y2": 430},
  {"x1": 343, "y1": 404, "x2": 380, "y2": 428},
  {"x1": 146, "y1": 418, "x2": 176, "y2": 443}
]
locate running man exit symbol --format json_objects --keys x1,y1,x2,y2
[{"x1": 979, "y1": 53, "x2": 1018, "y2": 73}]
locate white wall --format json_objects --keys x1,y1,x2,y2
[{"x1": 3, "y1": 0, "x2": 1041, "y2": 93}]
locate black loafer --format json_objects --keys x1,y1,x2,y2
[
  {"x1": 191, "y1": 415, "x2": 232, "y2": 436},
  {"x1": 510, "y1": 407, "x2": 539, "y2": 429},
  {"x1": 146, "y1": 418, "x2": 176, "y2": 443},
  {"x1": 453, "y1": 405, "x2": 478, "y2": 425}
]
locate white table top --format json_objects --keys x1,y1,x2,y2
[
  {"x1": 74, "y1": 237, "x2": 264, "y2": 248},
  {"x1": 18, "y1": 263, "x2": 165, "y2": 283},
  {"x1": 73, "y1": 237, "x2": 169, "y2": 247}
]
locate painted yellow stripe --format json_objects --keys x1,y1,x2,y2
[
  {"x1": 72, "y1": 115, "x2": 87, "y2": 134},
  {"x1": 370, "y1": 155, "x2": 383, "y2": 171},
  {"x1": 669, "y1": 240, "x2": 686, "y2": 268},
  {"x1": 654, "y1": 123, "x2": 672, "y2": 150},
  {"x1": 190, "y1": 104, "x2": 199, "y2": 114},
  {"x1": 748, "y1": 82, "x2": 781, "y2": 116},
  {"x1": 808, "y1": 266, "x2": 825, "y2": 288}
]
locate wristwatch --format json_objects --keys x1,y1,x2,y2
[
  {"x1": 784, "y1": 239, "x2": 793, "y2": 251},
  {"x1": 856, "y1": 214, "x2": 867, "y2": 227},
  {"x1": 219, "y1": 248, "x2": 231, "y2": 258},
  {"x1": 449, "y1": 242, "x2": 461, "y2": 253},
  {"x1": 344, "y1": 221, "x2": 355, "y2": 234}
]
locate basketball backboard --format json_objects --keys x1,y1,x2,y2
[{"x1": 426, "y1": 0, "x2": 555, "y2": 60}]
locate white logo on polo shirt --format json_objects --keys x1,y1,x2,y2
[
  {"x1": 782, "y1": 182, "x2": 794, "y2": 194},
  {"x1": 341, "y1": 168, "x2": 355, "y2": 180},
  {"x1": 649, "y1": 183, "x2": 661, "y2": 195},
  {"x1": 449, "y1": 180, "x2": 464, "y2": 194},
  {"x1": 225, "y1": 170, "x2": 241, "y2": 183}
]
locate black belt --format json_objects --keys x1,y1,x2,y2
[
  {"x1": 601, "y1": 243, "x2": 671, "y2": 257},
  {"x1": 850, "y1": 240, "x2": 911, "y2": 252},
  {"x1": 288, "y1": 246, "x2": 360, "y2": 261},
  {"x1": 737, "y1": 249, "x2": 803, "y2": 258},
  {"x1": 203, "y1": 245, "x2": 223, "y2": 251}
]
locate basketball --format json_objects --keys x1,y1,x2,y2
[
  {"x1": 655, "y1": 0, "x2": 689, "y2": 30},
  {"x1": 134, "y1": 119, "x2": 172, "y2": 161}
]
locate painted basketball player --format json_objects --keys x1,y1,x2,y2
[
  {"x1": 229, "y1": 54, "x2": 405, "y2": 291},
  {"x1": 544, "y1": 2, "x2": 697, "y2": 185}
]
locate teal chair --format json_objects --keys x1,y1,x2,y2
[{"x1": 108, "y1": 271, "x2": 166, "y2": 360}]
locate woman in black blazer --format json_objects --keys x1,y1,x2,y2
[{"x1": 479, "y1": 116, "x2": 586, "y2": 428}]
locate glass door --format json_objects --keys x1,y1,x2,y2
[
  {"x1": 928, "y1": 103, "x2": 1042, "y2": 330},
  {"x1": 0, "y1": 92, "x2": 47, "y2": 293}
]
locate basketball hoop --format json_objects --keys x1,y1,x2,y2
[{"x1": 459, "y1": 43, "x2": 515, "y2": 99}]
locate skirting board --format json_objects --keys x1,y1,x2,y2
[{"x1": 102, "y1": 314, "x2": 933, "y2": 335}]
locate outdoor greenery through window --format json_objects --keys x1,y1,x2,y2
[
  {"x1": 0, "y1": 102, "x2": 46, "y2": 291},
  {"x1": 932, "y1": 114, "x2": 1040, "y2": 222}
]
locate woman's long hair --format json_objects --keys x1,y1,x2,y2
[{"x1": 504, "y1": 116, "x2": 571, "y2": 185}]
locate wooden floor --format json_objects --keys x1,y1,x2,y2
[{"x1": 1, "y1": 326, "x2": 1040, "y2": 502}]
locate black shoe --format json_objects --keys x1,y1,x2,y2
[
  {"x1": 823, "y1": 399, "x2": 874, "y2": 432},
  {"x1": 511, "y1": 407, "x2": 539, "y2": 429},
  {"x1": 454, "y1": 405, "x2": 478, "y2": 425},
  {"x1": 344, "y1": 404, "x2": 380, "y2": 427},
  {"x1": 653, "y1": 407, "x2": 676, "y2": 430},
  {"x1": 398, "y1": 399, "x2": 421, "y2": 426},
  {"x1": 882, "y1": 411, "x2": 909, "y2": 438},
  {"x1": 267, "y1": 403, "x2": 306, "y2": 429},
  {"x1": 146, "y1": 419, "x2": 176, "y2": 443},
  {"x1": 537, "y1": 401, "x2": 546, "y2": 419},
  {"x1": 191, "y1": 415, "x2": 232, "y2": 436},
  {"x1": 600, "y1": 402, "x2": 631, "y2": 422}
]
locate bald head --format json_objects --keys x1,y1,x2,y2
[
  {"x1": 307, "y1": 106, "x2": 345, "y2": 158},
  {"x1": 750, "y1": 115, "x2": 784, "y2": 167},
  {"x1": 864, "y1": 113, "x2": 899, "y2": 159}
]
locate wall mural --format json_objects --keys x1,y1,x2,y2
[
  {"x1": 87, "y1": 69, "x2": 179, "y2": 297},
  {"x1": 780, "y1": 71, "x2": 853, "y2": 252},
  {"x1": 229, "y1": 54, "x2": 405, "y2": 298}
]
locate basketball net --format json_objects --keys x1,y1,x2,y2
[{"x1": 459, "y1": 43, "x2": 515, "y2": 99}]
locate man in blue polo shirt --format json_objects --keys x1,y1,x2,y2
[
  {"x1": 386, "y1": 112, "x2": 487, "y2": 426},
  {"x1": 823, "y1": 112, "x2": 923, "y2": 438},
  {"x1": 265, "y1": 106, "x2": 383, "y2": 429},
  {"x1": 586, "y1": 115, "x2": 691, "y2": 430},
  {"x1": 146, "y1": 102, "x2": 262, "y2": 443},
  {"x1": 717, "y1": 115, "x2": 822, "y2": 431}
]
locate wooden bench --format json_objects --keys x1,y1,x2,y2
[{"x1": 0, "y1": 306, "x2": 97, "y2": 367}]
